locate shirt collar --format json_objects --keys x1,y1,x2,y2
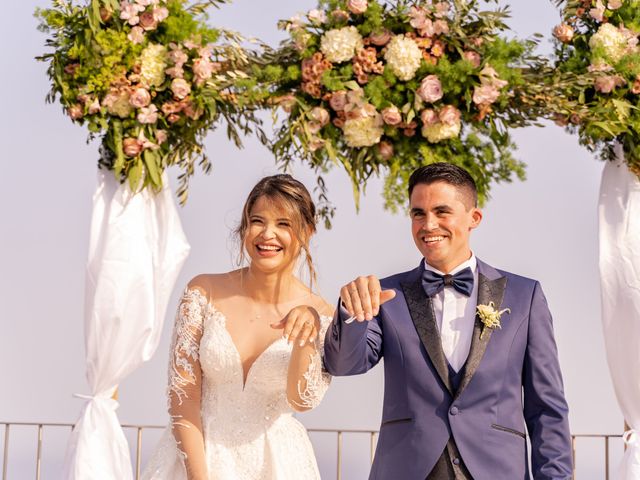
[{"x1": 423, "y1": 253, "x2": 477, "y2": 276}]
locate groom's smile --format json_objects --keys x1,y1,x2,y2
[{"x1": 409, "y1": 181, "x2": 482, "y2": 273}]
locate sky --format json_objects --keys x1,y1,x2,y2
[{"x1": 0, "y1": 1, "x2": 626, "y2": 479}]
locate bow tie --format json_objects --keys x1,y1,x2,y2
[{"x1": 422, "y1": 266, "x2": 474, "y2": 297}]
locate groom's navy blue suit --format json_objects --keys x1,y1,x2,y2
[{"x1": 324, "y1": 259, "x2": 572, "y2": 480}]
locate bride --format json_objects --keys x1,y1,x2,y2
[{"x1": 143, "y1": 174, "x2": 334, "y2": 480}]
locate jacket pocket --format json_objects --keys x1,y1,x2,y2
[
  {"x1": 381, "y1": 417, "x2": 412, "y2": 426},
  {"x1": 491, "y1": 424, "x2": 526, "y2": 439}
]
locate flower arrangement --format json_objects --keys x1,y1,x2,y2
[
  {"x1": 552, "y1": 0, "x2": 640, "y2": 175},
  {"x1": 249, "y1": 0, "x2": 547, "y2": 221},
  {"x1": 36, "y1": 0, "x2": 260, "y2": 203}
]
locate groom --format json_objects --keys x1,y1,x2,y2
[{"x1": 323, "y1": 163, "x2": 572, "y2": 479}]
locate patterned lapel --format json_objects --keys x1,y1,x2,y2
[
  {"x1": 401, "y1": 278, "x2": 453, "y2": 395},
  {"x1": 454, "y1": 265, "x2": 507, "y2": 400}
]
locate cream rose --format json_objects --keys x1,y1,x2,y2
[
  {"x1": 171, "y1": 78, "x2": 191, "y2": 100},
  {"x1": 129, "y1": 87, "x2": 151, "y2": 108},
  {"x1": 347, "y1": 0, "x2": 368, "y2": 14},
  {"x1": 382, "y1": 106, "x2": 402, "y2": 126}
]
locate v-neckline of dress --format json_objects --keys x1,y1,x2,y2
[{"x1": 206, "y1": 301, "x2": 288, "y2": 391}]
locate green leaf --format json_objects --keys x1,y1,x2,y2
[
  {"x1": 591, "y1": 121, "x2": 618, "y2": 138},
  {"x1": 113, "y1": 122, "x2": 125, "y2": 177},
  {"x1": 143, "y1": 149, "x2": 162, "y2": 188},
  {"x1": 128, "y1": 159, "x2": 143, "y2": 193}
]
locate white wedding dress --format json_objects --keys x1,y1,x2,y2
[{"x1": 142, "y1": 288, "x2": 331, "y2": 480}]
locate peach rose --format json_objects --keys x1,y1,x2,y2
[
  {"x1": 438, "y1": 105, "x2": 461, "y2": 126},
  {"x1": 123, "y1": 138, "x2": 142, "y2": 157},
  {"x1": 329, "y1": 91, "x2": 348, "y2": 111},
  {"x1": 331, "y1": 9, "x2": 350, "y2": 22},
  {"x1": 277, "y1": 94, "x2": 297, "y2": 113},
  {"x1": 129, "y1": 87, "x2": 151, "y2": 108},
  {"x1": 347, "y1": 0, "x2": 368, "y2": 14},
  {"x1": 417, "y1": 75, "x2": 443, "y2": 103},
  {"x1": 369, "y1": 29, "x2": 392, "y2": 46},
  {"x1": 171, "y1": 78, "x2": 191, "y2": 100},
  {"x1": 382, "y1": 106, "x2": 402, "y2": 126},
  {"x1": 594, "y1": 75, "x2": 625, "y2": 93},
  {"x1": 139, "y1": 11, "x2": 158, "y2": 31},
  {"x1": 310, "y1": 107, "x2": 330, "y2": 126},
  {"x1": 420, "y1": 109, "x2": 438, "y2": 125},
  {"x1": 553, "y1": 24, "x2": 575, "y2": 43},
  {"x1": 463, "y1": 51, "x2": 481, "y2": 68}
]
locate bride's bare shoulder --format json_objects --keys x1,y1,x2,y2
[{"x1": 186, "y1": 270, "x2": 243, "y2": 299}]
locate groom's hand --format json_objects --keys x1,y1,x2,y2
[{"x1": 340, "y1": 276, "x2": 396, "y2": 322}]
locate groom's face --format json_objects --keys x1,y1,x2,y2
[{"x1": 410, "y1": 181, "x2": 482, "y2": 273}]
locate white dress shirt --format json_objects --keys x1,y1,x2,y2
[{"x1": 424, "y1": 254, "x2": 478, "y2": 372}]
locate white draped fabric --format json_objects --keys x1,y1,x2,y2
[
  {"x1": 598, "y1": 152, "x2": 640, "y2": 479},
  {"x1": 63, "y1": 172, "x2": 190, "y2": 480}
]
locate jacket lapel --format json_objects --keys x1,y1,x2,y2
[
  {"x1": 454, "y1": 267, "x2": 507, "y2": 400},
  {"x1": 401, "y1": 279, "x2": 453, "y2": 395}
]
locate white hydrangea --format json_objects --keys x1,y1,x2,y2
[
  {"x1": 140, "y1": 44, "x2": 168, "y2": 87},
  {"x1": 320, "y1": 26, "x2": 364, "y2": 63},
  {"x1": 343, "y1": 116, "x2": 384, "y2": 147},
  {"x1": 589, "y1": 23, "x2": 628, "y2": 63},
  {"x1": 421, "y1": 121, "x2": 461, "y2": 143},
  {"x1": 384, "y1": 34, "x2": 423, "y2": 81}
]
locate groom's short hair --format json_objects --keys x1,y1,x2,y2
[{"x1": 408, "y1": 163, "x2": 478, "y2": 208}]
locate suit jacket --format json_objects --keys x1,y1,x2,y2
[{"x1": 323, "y1": 259, "x2": 573, "y2": 480}]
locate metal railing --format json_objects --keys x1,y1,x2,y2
[{"x1": 0, "y1": 422, "x2": 622, "y2": 480}]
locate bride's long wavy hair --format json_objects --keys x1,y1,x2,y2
[{"x1": 235, "y1": 174, "x2": 318, "y2": 289}]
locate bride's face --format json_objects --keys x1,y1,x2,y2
[{"x1": 244, "y1": 196, "x2": 301, "y2": 274}]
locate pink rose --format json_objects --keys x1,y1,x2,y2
[
  {"x1": 171, "y1": 78, "x2": 191, "y2": 100},
  {"x1": 127, "y1": 26, "x2": 145, "y2": 44},
  {"x1": 434, "y1": 2, "x2": 450, "y2": 18},
  {"x1": 553, "y1": 24, "x2": 575, "y2": 43},
  {"x1": 347, "y1": 0, "x2": 368, "y2": 14},
  {"x1": 462, "y1": 51, "x2": 481, "y2": 68},
  {"x1": 369, "y1": 29, "x2": 392, "y2": 46},
  {"x1": 594, "y1": 75, "x2": 625, "y2": 93},
  {"x1": 193, "y1": 58, "x2": 215, "y2": 82},
  {"x1": 310, "y1": 107, "x2": 330, "y2": 126},
  {"x1": 137, "y1": 104, "x2": 158, "y2": 124},
  {"x1": 68, "y1": 104, "x2": 83, "y2": 120},
  {"x1": 152, "y1": 6, "x2": 169, "y2": 22},
  {"x1": 129, "y1": 87, "x2": 151, "y2": 108},
  {"x1": 139, "y1": 10, "x2": 158, "y2": 31},
  {"x1": 472, "y1": 84, "x2": 500, "y2": 105},
  {"x1": 378, "y1": 141, "x2": 394, "y2": 161},
  {"x1": 438, "y1": 105, "x2": 461, "y2": 126},
  {"x1": 608, "y1": 0, "x2": 622, "y2": 9},
  {"x1": 123, "y1": 137, "x2": 142, "y2": 157},
  {"x1": 155, "y1": 129, "x2": 167, "y2": 144},
  {"x1": 420, "y1": 109, "x2": 438, "y2": 125},
  {"x1": 329, "y1": 91, "x2": 348, "y2": 111},
  {"x1": 417, "y1": 75, "x2": 443, "y2": 103},
  {"x1": 308, "y1": 121, "x2": 323, "y2": 134},
  {"x1": 382, "y1": 106, "x2": 402, "y2": 126},
  {"x1": 307, "y1": 9, "x2": 327, "y2": 24},
  {"x1": 167, "y1": 113, "x2": 181, "y2": 123}
]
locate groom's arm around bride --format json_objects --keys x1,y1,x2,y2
[{"x1": 324, "y1": 163, "x2": 572, "y2": 480}]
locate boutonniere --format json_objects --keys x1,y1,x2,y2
[{"x1": 476, "y1": 302, "x2": 510, "y2": 339}]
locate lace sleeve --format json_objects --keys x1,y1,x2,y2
[
  {"x1": 289, "y1": 315, "x2": 332, "y2": 411},
  {"x1": 167, "y1": 286, "x2": 208, "y2": 479}
]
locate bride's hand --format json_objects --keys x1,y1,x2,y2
[{"x1": 271, "y1": 305, "x2": 321, "y2": 347}]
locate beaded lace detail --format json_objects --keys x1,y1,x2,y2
[{"x1": 142, "y1": 287, "x2": 331, "y2": 480}]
